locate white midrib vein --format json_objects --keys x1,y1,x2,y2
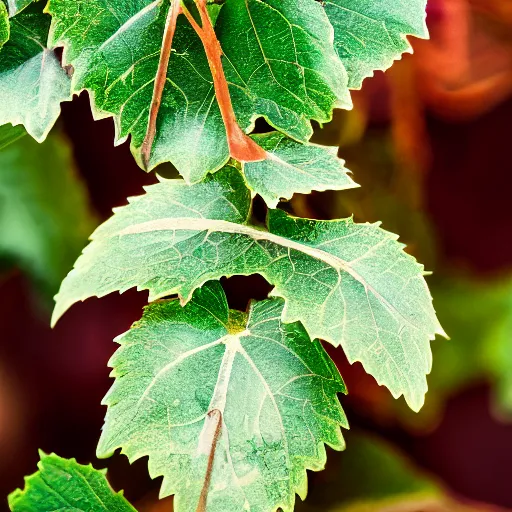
[
  {"x1": 120, "y1": 217, "x2": 419, "y2": 331},
  {"x1": 197, "y1": 332, "x2": 246, "y2": 456}
]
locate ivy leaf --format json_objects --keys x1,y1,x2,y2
[
  {"x1": 47, "y1": 0, "x2": 350, "y2": 181},
  {"x1": 245, "y1": 132, "x2": 358, "y2": 208},
  {"x1": 323, "y1": 0, "x2": 428, "y2": 88},
  {"x1": 0, "y1": 2, "x2": 71, "y2": 142},
  {"x1": 0, "y1": 3, "x2": 9, "y2": 49},
  {"x1": 8, "y1": 452, "x2": 136, "y2": 512},
  {"x1": 0, "y1": 133, "x2": 95, "y2": 297},
  {"x1": 53, "y1": 166, "x2": 444, "y2": 410},
  {"x1": 98, "y1": 281, "x2": 347, "y2": 511}
]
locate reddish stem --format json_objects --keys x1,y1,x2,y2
[
  {"x1": 196, "y1": 409, "x2": 223, "y2": 512},
  {"x1": 183, "y1": 0, "x2": 266, "y2": 163},
  {"x1": 141, "y1": 0, "x2": 183, "y2": 169}
]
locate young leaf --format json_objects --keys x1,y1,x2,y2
[
  {"x1": 53, "y1": 166, "x2": 444, "y2": 410},
  {"x1": 47, "y1": 0, "x2": 350, "y2": 180},
  {"x1": 245, "y1": 132, "x2": 358, "y2": 208},
  {"x1": 323, "y1": 0, "x2": 428, "y2": 88},
  {"x1": 0, "y1": 2, "x2": 71, "y2": 142},
  {"x1": 8, "y1": 452, "x2": 136, "y2": 512},
  {"x1": 0, "y1": 133, "x2": 95, "y2": 297},
  {"x1": 98, "y1": 281, "x2": 347, "y2": 512},
  {"x1": 0, "y1": 3, "x2": 9, "y2": 49}
]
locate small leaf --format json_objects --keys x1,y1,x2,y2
[
  {"x1": 54, "y1": 166, "x2": 444, "y2": 410},
  {"x1": 323, "y1": 0, "x2": 428, "y2": 88},
  {"x1": 245, "y1": 132, "x2": 358, "y2": 208},
  {"x1": 8, "y1": 452, "x2": 136, "y2": 512},
  {"x1": 0, "y1": 3, "x2": 71, "y2": 141},
  {"x1": 47, "y1": 0, "x2": 350, "y2": 180},
  {"x1": 0, "y1": 133, "x2": 95, "y2": 297},
  {"x1": 98, "y1": 281, "x2": 347, "y2": 512},
  {"x1": 0, "y1": 3, "x2": 9, "y2": 49}
]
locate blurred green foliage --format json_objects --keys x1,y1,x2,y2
[{"x1": 0, "y1": 131, "x2": 95, "y2": 300}]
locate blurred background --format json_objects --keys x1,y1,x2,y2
[{"x1": 1, "y1": 0, "x2": 512, "y2": 510}]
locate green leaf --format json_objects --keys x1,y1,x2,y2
[
  {"x1": 245, "y1": 132, "x2": 358, "y2": 208},
  {"x1": 0, "y1": 133, "x2": 95, "y2": 297},
  {"x1": 216, "y1": 0, "x2": 351, "y2": 142},
  {"x1": 0, "y1": 123, "x2": 25, "y2": 150},
  {"x1": 53, "y1": 166, "x2": 443, "y2": 410},
  {"x1": 47, "y1": 0, "x2": 350, "y2": 180},
  {"x1": 98, "y1": 281, "x2": 347, "y2": 511},
  {"x1": 3, "y1": 0, "x2": 36, "y2": 16},
  {"x1": 0, "y1": 2, "x2": 71, "y2": 142},
  {"x1": 8, "y1": 452, "x2": 136, "y2": 512},
  {"x1": 0, "y1": 3, "x2": 9, "y2": 49},
  {"x1": 323, "y1": 0, "x2": 428, "y2": 88}
]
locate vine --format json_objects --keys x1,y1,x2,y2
[{"x1": 1, "y1": 0, "x2": 444, "y2": 511}]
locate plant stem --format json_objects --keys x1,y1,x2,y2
[
  {"x1": 183, "y1": 0, "x2": 266, "y2": 163},
  {"x1": 141, "y1": 0, "x2": 182, "y2": 170},
  {"x1": 196, "y1": 409, "x2": 223, "y2": 512}
]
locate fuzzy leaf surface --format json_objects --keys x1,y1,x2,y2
[
  {"x1": 98, "y1": 281, "x2": 346, "y2": 512},
  {"x1": 323, "y1": 0, "x2": 428, "y2": 88},
  {"x1": 47, "y1": 0, "x2": 349, "y2": 180},
  {"x1": 245, "y1": 132, "x2": 358, "y2": 208},
  {"x1": 0, "y1": 133, "x2": 94, "y2": 297},
  {"x1": 0, "y1": 3, "x2": 71, "y2": 141},
  {"x1": 8, "y1": 452, "x2": 136, "y2": 512},
  {"x1": 54, "y1": 166, "x2": 443, "y2": 410}
]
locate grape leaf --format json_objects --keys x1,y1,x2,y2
[
  {"x1": 216, "y1": 0, "x2": 351, "y2": 142},
  {"x1": 0, "y1": 2, "x2": 71, "y2": 142},
  {"x1": 323, "y1": 0, "x2": 428, "y2": 88},
  {"x1": 245, "y1": 132, "x2": 358, "y2": 208},
  {"x1": 47, "y1": 0, "x2": 350, "y2": 181},
  {"x1": 98, "y1": 281, "x2": 347, "y2": 512},
  {"x1": 0, "y1": 133, "x2": 95, "y2": 297},
  {"x1": 8, "y1": 452, "x2": 136, "y2": 512},
  {"x1": 53, "y1": 166, "x2": 444, "y2": 410},
  {"x1": 0, "y1": 3, "x2": 9, "y2": 49}
]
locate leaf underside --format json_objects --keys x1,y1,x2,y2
[
  {"x1": 54, "y1": 165, "x2": 443, "y2": 411},
  {"x1": 0, "y1": 2, "x2": 71, "y2": 141},
  {"x1": 47, "y1": 0, "x2": 349, "y2": 181},
  {"x1": 8, "y1": 452, "x2": 136, "y2": 512},
  {"x1": 98, "y1": 281, "x2": 347, "y2": 512}
]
